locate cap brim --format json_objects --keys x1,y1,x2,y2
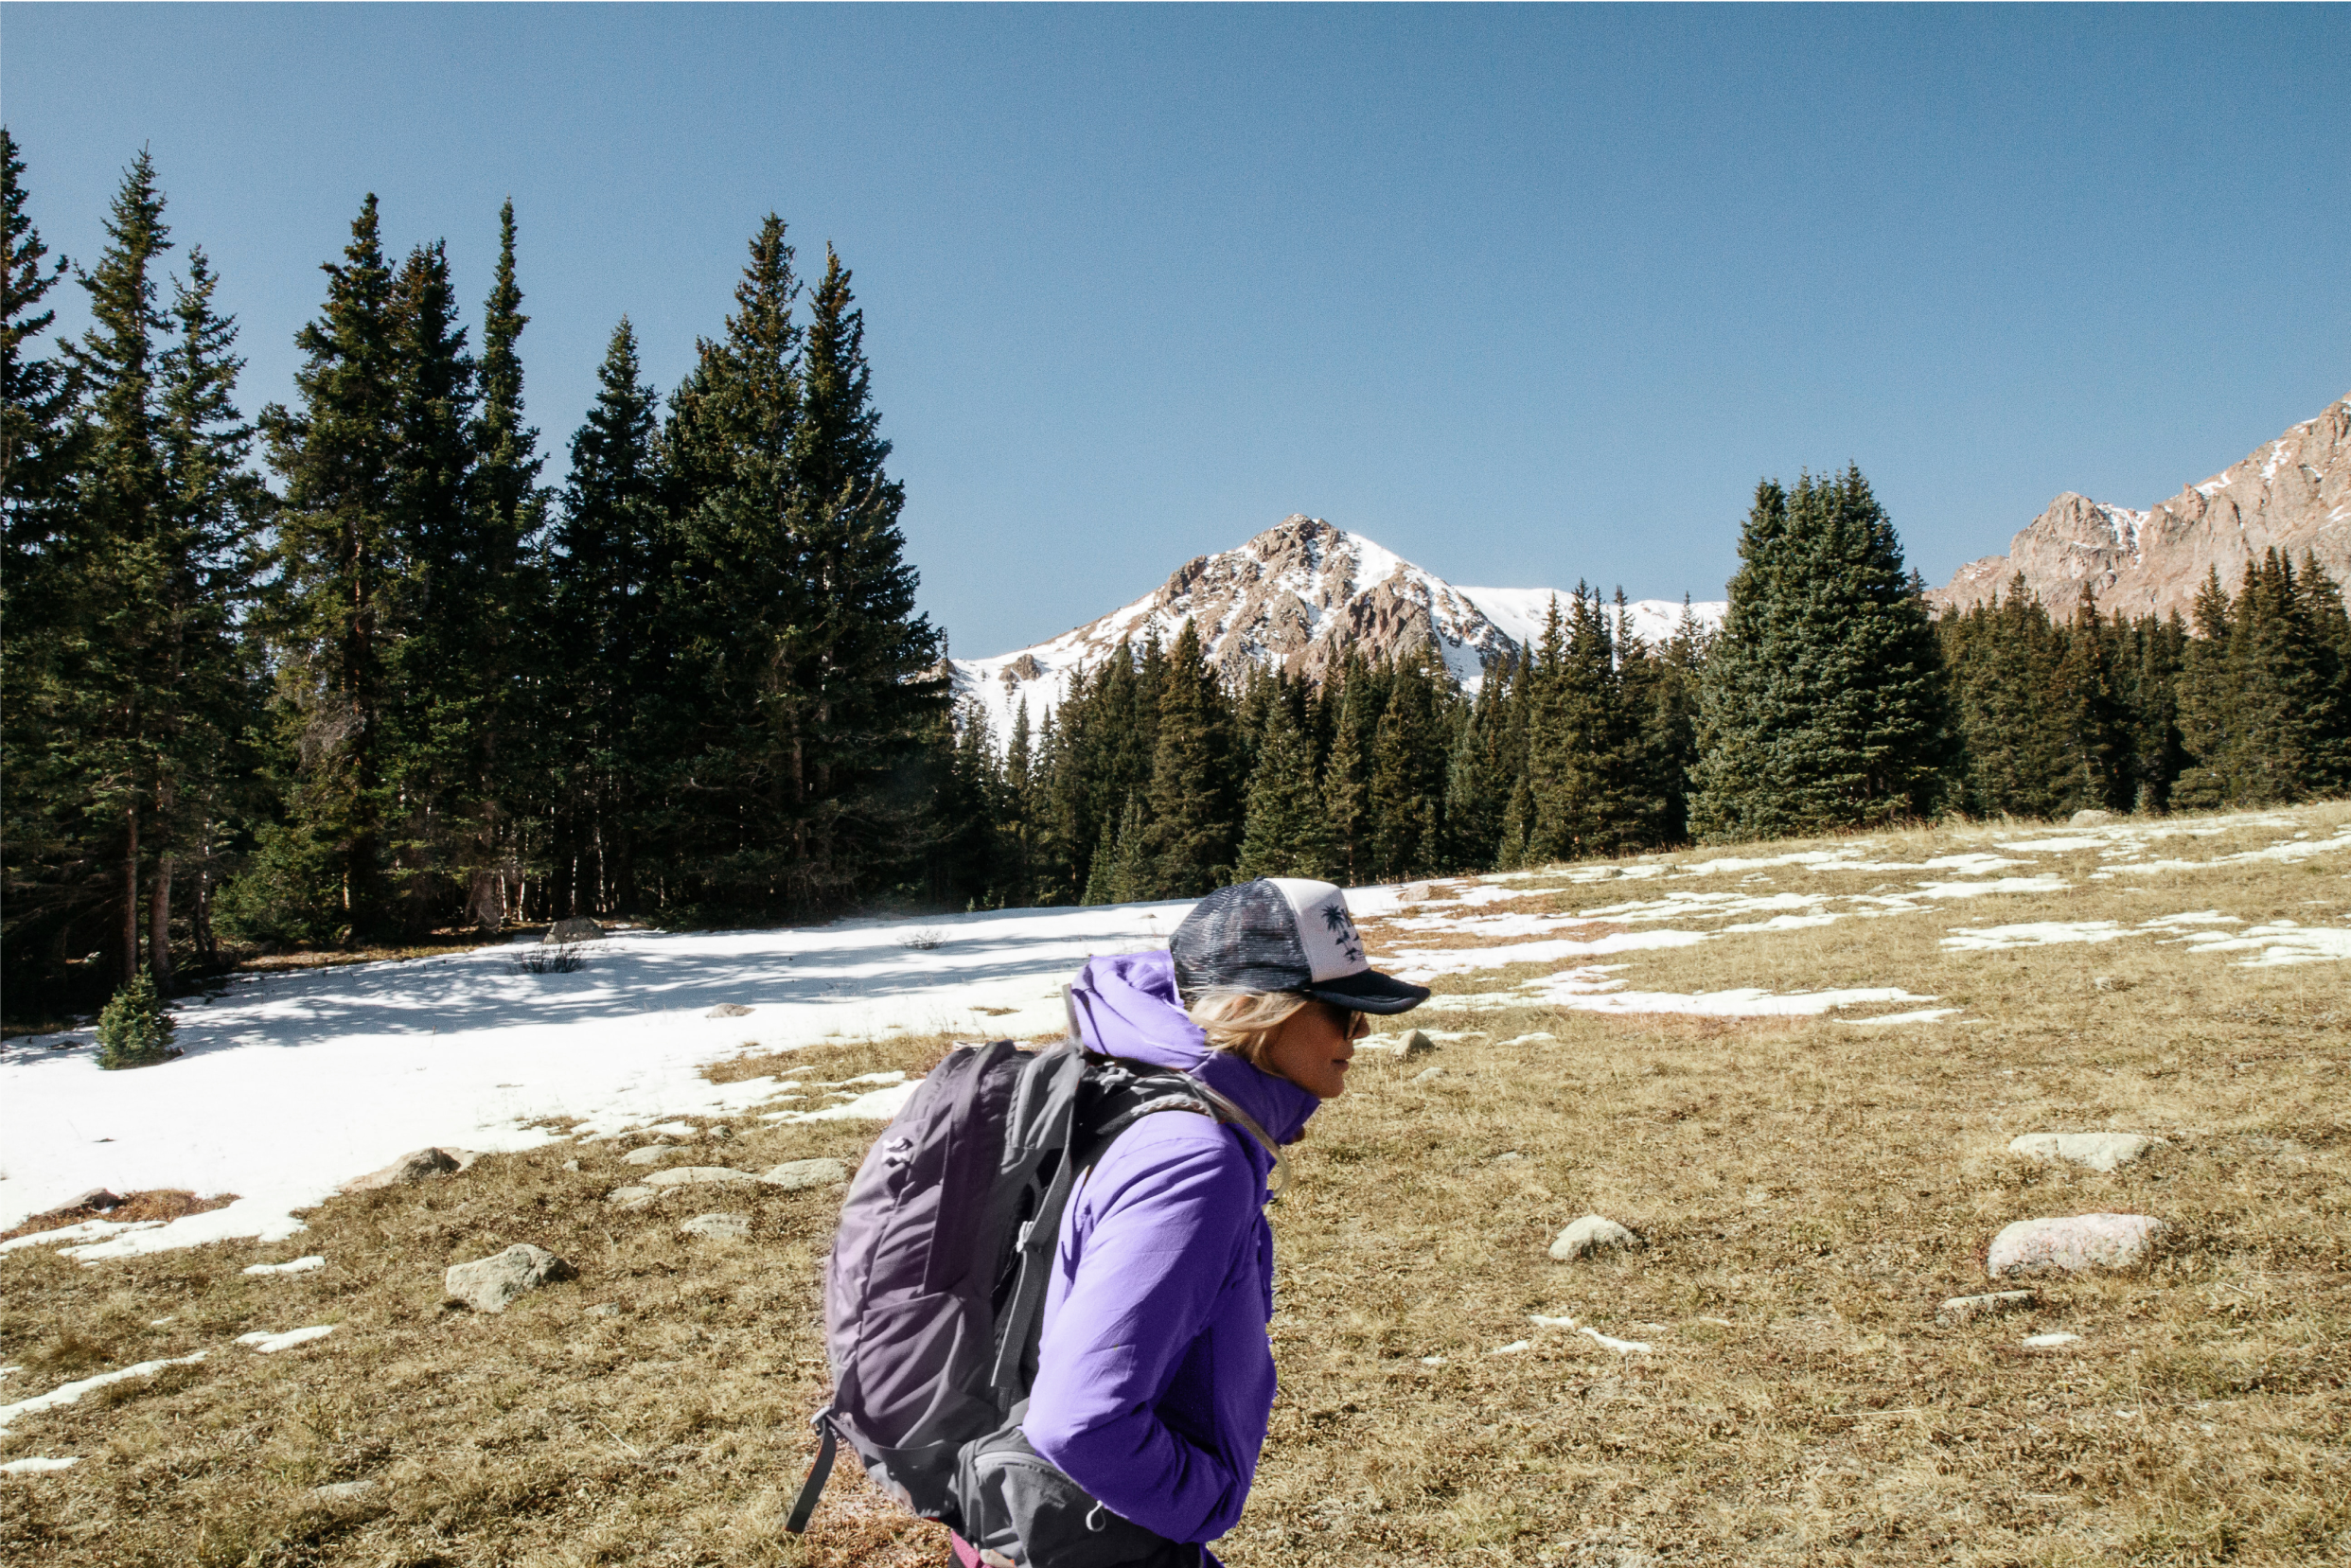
[{"x1": 1305, "y1": 968, "x2": 1431, "y2": 1015}]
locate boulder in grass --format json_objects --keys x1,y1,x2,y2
[
  {"x1": 760, "y1": 1158, "x2": 848, "y2": 1191},
  {"x1": 1397, "y1": 1030, "x2": 1436, "y2": 1059},
  {"x1": 621, "y1": 1143, "x2": 687, "y2": 1167},
  {"x1": 2008, "y1": 1132, "x2": 2165, "y2": 1172},
  {"x1": 1549, "y1": 1214, "x2": 1642, "y2": 1262},
  {"x1": 706, "y1": 1003, "x2": 753, "y2": 1019},
  {"x1": 544, "y1": 917, "x2": 604, "y2": 944},
  {"x1": 444, "y1": 1243, "x2": 574, "y2": 1312},
  {"x1": 2068, "y1": 808, "x2": 2118, "y2": 827},
  {"x1": 1987, "y1": 1213, "x2": 2165, "y2": 1278},
  {"x1": 342, "y1": 1147, "x2": 462, "y2": 1193}
]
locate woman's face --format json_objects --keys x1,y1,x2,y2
[{"x1": 1262, "y1": 1002, "x2": 1368, "y2": 1100}]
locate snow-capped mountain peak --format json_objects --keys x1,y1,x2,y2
[{"x1": 950, "y1": 514, "x2": 1723, "y2": 737}]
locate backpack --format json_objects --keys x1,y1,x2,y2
[{"x1": 786, "y1": 1033, "x2": 1278, "y2": 1561}]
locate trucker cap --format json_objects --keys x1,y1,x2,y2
[{"x1": 1170, "y1": 878, "x2": 1431, "y2": 1015}]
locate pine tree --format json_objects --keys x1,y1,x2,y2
[
  {"x1": 56, "y1": 150, "x2": 174, "y2": 985},
  {"x1": 1943, "y1": 583, "x2": 2068, "y2": 818},
  {"x1": 2051, "y1": 590, "x2": 2130, "y2": 814},
  {"x1": 2170, "y1": 568, "x2": 2238, "y2": 808},
  {"x1": 1140, "y1": 620, "x2": 1238, "y2": 896},
  {"x1": 380, "y1": 238, "x2": 480, "y2": 927},
  {"x1": 1322, "y1": 677, "x2": 1369, "y2": 884},
  {"x1": 549, "y1": 318, "x2": 665, "y2": 915},
  {"x1": 1689, "y1": 468, "x2": 1948, "y2": 839},
  {"x1": 255, "y1": 195, "x2": 405, "y2": 938},
  {"x1": 96, "y1": 964, "x2": 176, "y2": 1069},
  {"x1": 146, "y1": 246, "x2": 268, "y2": 975},
  {"x1": 4, "y1": 137, "x2": 93, "y2": 1012},
  {"x1": 1369, "y1": 648, "x2": 1448, "y2": 879},
  {"x1": 656, "y1": 215, "x2": 807, "y2": 911},
  {"x1": 1235, "y1": 698, "x2": 1337, "y2": 881},
  {"x1": 454, "y1": 201, "x2": 545, "y2": 924},
  {"x1": 2, "y1": 128, "x2": 79, "y2": 562},
  {"x1": 779, "y1": 244, "x2": 946, "y2": 904}
]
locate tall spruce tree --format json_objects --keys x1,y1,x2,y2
[
  {"x1": 1140, "y1": 619, "x2": 1238, "y2": 895},
  {"x1": 1368, "y1": 647, "x2": 1448, "y2": 879},
  {"x1": 255, "y1": 196, "x2": 405, "y2": 939},
  {"x1": 779, "y1": 244, "x2": 945, "y2": 902},
  {"x1": 150, "y1": 246, "x2": 268, "y2": 969},
  {"x1": 55, "y1": 151, "x2": 175, "y2": 984},
  {"x1": 1235, "y1": 696, "x2": 1337, "y2": 881},
  {"x1": 657, "y1": 215, "x2": 807, "y2": 911},
  {"x1": 549, "y1": 318, "x2": 665, "y2": 914},
  {"x1": 1690, "y1": 468, "x2": 1948, "y2": 839}
]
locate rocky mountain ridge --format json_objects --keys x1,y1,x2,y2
[
  {"x1": 1930, "y1": 392, "x2": 2351, "y2": 620},
  {"x1": 950, "y1": 515, "x2": 1723, "y2": 738}
]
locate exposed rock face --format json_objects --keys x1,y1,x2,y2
[
  {"x1": 1932, "y1": 394, "x2": 2351, "y2": 620},
  {"x1": 952, "y1": 516, "x2": 1723, "y2": 737}
]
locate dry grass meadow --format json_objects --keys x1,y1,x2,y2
[{"x1": 4, "y1": 804, "x2": 2346, "y2": 1566}]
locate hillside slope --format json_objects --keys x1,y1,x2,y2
[{"x1": 1932, "y1": 392, "x2": 2351, "y2": 618}]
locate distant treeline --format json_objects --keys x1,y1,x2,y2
[
  {"x1": 933, "y1": 472, "x2": 2351, "y2": 913},
  {"x1": 6, "y1": 139, "x2": 2348, "y2": 1022}
]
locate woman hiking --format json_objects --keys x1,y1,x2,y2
[{"x1": 953, "y1": 876, "x2": 1430, "y2": 1567}]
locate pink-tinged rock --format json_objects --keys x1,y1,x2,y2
[
  {"x1": 1930, "y1": 393, "x2": 2349, "y2": 623},
  {"x1": 1987, "y1": 1213, "x2": 2165, "y2": 1278}
]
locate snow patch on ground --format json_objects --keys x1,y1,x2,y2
[{"x1": 0, "y1": 1352, "x2": 206, "y2": 1436}]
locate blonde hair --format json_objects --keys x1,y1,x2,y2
[{"x1": 1186, "y1": 990, "x2": 1313, "y2": 1071}]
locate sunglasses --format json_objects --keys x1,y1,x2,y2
[{"x1": 1321, "y1": 1003, "x2": 1370, "y2": 1039}]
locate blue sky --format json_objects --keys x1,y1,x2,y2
[{"x1": 7, "y1": 5, "x2": 2345, "y2": 655}]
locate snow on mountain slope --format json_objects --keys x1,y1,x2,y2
[{"x1": 952, "y1": 515, "x2": 1725, "y2": 739}]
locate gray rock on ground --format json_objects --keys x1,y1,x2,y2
[
  {"x1": 1937, "y1": 1289, "x2": 2035, "y2": 1325},
  {"x1": 2068, "y1": 808, "x2": 2118, "y2": 827},
  {"x1": 606, "y1": 1184, "x2": 658, "y2": 1208},
  {"x1": 584, "y1": 1303, "x2": 623, "y2": 1318},
  {"x1": 644, "y1": 1166, "x2": 758, "y2": 1189},
  {"x1": 1549, "y1": 1214, "x2": 1642, "y2": 1262},
  {"x1": 1987, "y1": 1213, "x2": 2165, "y2": 1278},
  {"x1": 681, "y1": 1212, "x2": 751, "y2": 1240},
  {"x1": 306, "y1": 1479, "x2": 378, "y2": 1504},
  {"x1": 761, "y1": 1158, "x2": 849, "y2": 1190},
  {"x1": 1409, "y1": 1066, "x2": 1445, "y2": 1085},
  {"x1": 621, "y1": 1143, "x2": 688, "y2": 1166},
  {"x1": 706, "y1": 1003, "x2": 754, "y2": 1018},
  {"x1": 544, "y1": 917, "x2": 605, "y2": 944},
  {"x1": 444, "y1": 1242, "x2": 575, "y2": 1312},
  {"x1": 1396, "y1": 1030, "x2": 1436, "y2": 1059},
  {"x1": 341, "y1": 1146, "x2": 479, "y2": 1193},
  {"x1": 2008, "y1": 1132, "x2": 2165, "y2": 1172}
]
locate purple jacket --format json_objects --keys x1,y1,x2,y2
[{"x1": 1023, "y1": 950, "x2": 1320, "y2": 1548}]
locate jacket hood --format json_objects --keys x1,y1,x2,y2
[{"x1": 1067, "y1": 949, "x2": 1320, "y2": 1146}]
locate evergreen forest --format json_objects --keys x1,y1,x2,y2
[{"x1": 7, "y1": 142, "x2": 2350, "y2": 1022}]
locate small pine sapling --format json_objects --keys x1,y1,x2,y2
[{"x1": 97, "y1": 968, "x2": 180, "y2": 1069}]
